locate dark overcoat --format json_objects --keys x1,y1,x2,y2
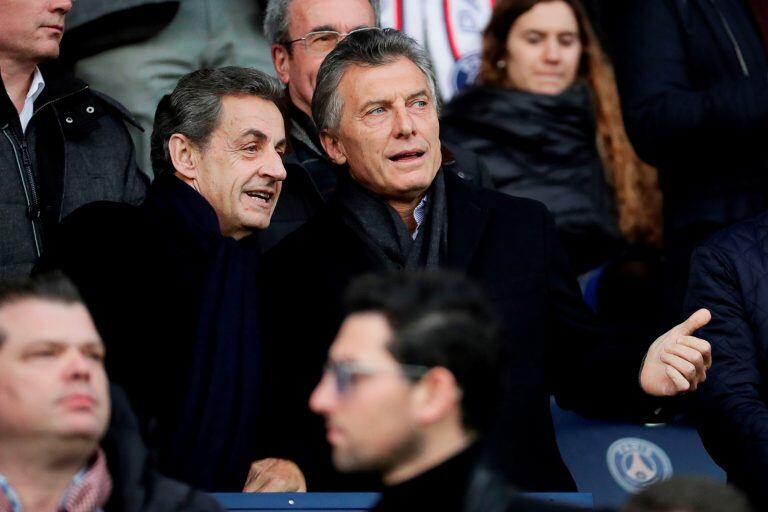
[{"x1": 262, "y1": 170, "x2": 655, "y2": 491}]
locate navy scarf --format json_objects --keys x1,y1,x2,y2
[{"x1": 143, "y1": 175, "x2": 263, "y2": 490}]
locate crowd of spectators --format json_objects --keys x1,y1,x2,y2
[{"x1": 1, "y1": 0, "x2": 768, "y2": 511}]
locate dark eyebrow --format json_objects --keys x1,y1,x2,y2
[
  {"x1": 309, "y1": 24, "x2": 371, "y2": 34},
  {"x1": 360, "y1": 98, "x2": 391, "y2": 113},
  {"x1": 360, "y1": 89, "x2": 430, "y2": 113},
  {"x1": 25, "y1": 339, "x2": 104, "y2": 349},
  {"x1": 309, "y1": 24, "x2": 338, "y2": 33},
  {"x1": 407, "y1": 90, "x2": 430, "y2": 102},
  {"x1": 523, "y1": 28, "x2": 578, "y2": 36},
  {"x1": 237, "y1": 129, "x2": 268, "y2": 144}
]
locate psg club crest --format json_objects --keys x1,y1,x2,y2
[{"x1": 606, "y1": 438, "x2": 673, "y2": 492}]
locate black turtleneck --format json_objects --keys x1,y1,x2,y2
[{"x1": 372, "y1": 444, "x2": 479, "y2": 512}]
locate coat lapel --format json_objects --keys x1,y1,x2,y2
[{"x1": 444, "y1": 171, "x2": 490, "y2": 270}]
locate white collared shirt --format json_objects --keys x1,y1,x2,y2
[{"x1": 19, "y1": 67, "x2": 46, "y2": 133}]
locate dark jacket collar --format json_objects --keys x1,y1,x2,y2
[
  {"x1": 36, "y1": 60, "x2": 88, "y2": 108},
  {"x1": 143, "y1": 173, "x2": 259, "y2": 254},
  {"x1": 0, "y1": 60, "x2": 88, "y2": 129},
  {"x1": 444, "y1": 169, "x2": 490, "y2": 269},
  {"x1": 287, "y1": 95, "x2": 326, "y2": 158}
]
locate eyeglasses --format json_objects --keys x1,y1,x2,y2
[
  {"x1": 323, "y1": 360, "x2": 430, "y2": 395},
  {"x1": 286, "y1": 27, "x2": 381, "y2": 55}
]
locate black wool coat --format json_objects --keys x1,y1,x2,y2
[
  {"x1": 262, "y1": 170, "x2": 656, "y2": 492},
  {"x1": 37, "y1": 176, "x2": 270, "y2": 492}
]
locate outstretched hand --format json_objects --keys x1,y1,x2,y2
[{"x1": 640, "y1": 308, "x2": 712, "y2": 396}]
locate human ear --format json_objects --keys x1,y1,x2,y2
[
  {"x1": 412, "y1": 367, "x2": 461, "y2": 426},
  {"x1": 272, "y1": 44, "x2": 292, "y2": 85},
  {"x1": 320, "y1": 130, "x2": 348, "y2": 165},
  {"x1": 169, "y1": 134, "x2": 198, "y2": 180}
]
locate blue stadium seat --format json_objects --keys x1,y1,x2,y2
[{"x1": 551, "y1": 399, "x2": 725, "y2": 509}]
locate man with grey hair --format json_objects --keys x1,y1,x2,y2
[
  {"x1": 261, "y1": 0, "x2": 491, "y2": 250},
  {"x1": 261, "y1": 0, "x2": 379, "y2": 249},
  {"x1": 38, "y1": 67, "x2": 305, "y2": 492},
  {"x1": 263, "y1": 28, "x2": 713, "y2": 492}
]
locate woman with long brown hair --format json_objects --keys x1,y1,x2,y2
[{"x1": 441, "y1": 0, "x2": 661, "y2": 275}]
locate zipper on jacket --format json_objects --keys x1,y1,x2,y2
[
  {"x1": 2, "y1": 125, "x2": 43, "y2": 256},
  {"x1": 709, "y1": 0, "x2": 750, "y2": 76}
]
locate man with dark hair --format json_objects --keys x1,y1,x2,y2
[
  {"x1": 0, "y1": 0, "x2": 147, "y2": 279},
  {"x1": 0, "y1": 272, "x2": 222, "y2": 512},
  {"x1": 264, "y1": 28, "x2": 712, "y2": 492},
  {"x1": 261, "y1": 0, "x2": 492, "y2": 250},
  {"x1": 38, "y1": 67, "x2": 303, "y2": 491},
  {"x1": 310, "y1": 271, "x2": 591, "y2": 512}
]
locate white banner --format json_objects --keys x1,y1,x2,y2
[{"x1": 382, "y1": 0, "x2": 494, "y2": 100}]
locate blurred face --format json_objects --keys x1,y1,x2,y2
[
  {"x1": 191, "y1": 94, "x2": 287, "y2": 239},
  {"x1": 321, "y1": 57, "x2": 442, "y2": 207},
  {"x1": 274, "y1": 0, "x2": 376, "y2": 117},
  {"x1": 309, "y1": 312, "x2": 424, "y2": 476},
  {"x1": 0, "y1": 299, "x2": 109, "y2": 446},
  {"x1": 0, "y1": 0, "x2": 72, "y2": 64},
  {"x1": 504, "y1": 1, "x2": 582, "y2": 95}
]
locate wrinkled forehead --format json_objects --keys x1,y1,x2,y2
[
  {"x1": 288, "y1": 0, "x2": 377, "y2": 37},
  {"x1": 338, "y1": 57, "x2": 434, "y2": 108},
  {"x1": 213, "y1": 95, "x2": 286, "y2": 142}
]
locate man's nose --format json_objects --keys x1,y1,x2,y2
[
  {"x1": 260, "y1": 151, "x2": 288, "y2": 181},
  {"x1": 309, "y1": 372, "x2": 337, "y2": 414},
  {"x1": 393, "y1": 106, "x2": 415, "y2": 138},
  {"x1": 64, "y1": 352, "x2": 92, "y2": 381},
  {"x1": 51, "y1": 0, "x2": 74, "y2": 14}
]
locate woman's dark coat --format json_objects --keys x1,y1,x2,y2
[{"x1": 440, "y1": 84, "x2": 621, "y2": 273}]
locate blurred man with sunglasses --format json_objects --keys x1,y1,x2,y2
[{"x1": 309, "y1": 271, "x2": 587, "y2": 512}]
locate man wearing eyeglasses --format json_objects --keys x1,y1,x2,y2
[
  {"x1": 309, "y1": 271, "x2": 587, "y2": 512},
  {"x1": 262, "y1": 0, "x2": 378, "y2": 249}
]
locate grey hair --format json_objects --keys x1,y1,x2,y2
[
  {"x1": 263, "y1": 0, "x2": 381, "y2": 46},
  {"x1": 312, "y1": 28, "x2": 439, "y2": 133},
  {"x1": 150, "y1": 66, "x2": 288, "y2": 176}
]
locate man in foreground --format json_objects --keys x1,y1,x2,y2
[
  {"x1": 38, "y1": 67, "x2": 303, "y2": 491},
  {"x1": 264, "y1": 28, "x2": 712, "y2": 491},
  {"x1": 0, "y1": 272, "x2": 221, "y2": 511},
  {"x1": 310, "y1": 271, "x2": 591, "y2": 511}
]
